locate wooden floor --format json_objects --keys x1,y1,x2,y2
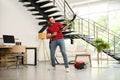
[{"x1": 0, "y1": 60, "x2": 120, "y2": 80}]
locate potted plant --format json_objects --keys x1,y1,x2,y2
[{"x1": 94, "y1": 38, "x2": 110, "y2": 64}]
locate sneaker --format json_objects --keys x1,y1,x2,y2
[
  {"x1": 48, "y1": 67, "x2": 56, "y2": 70},
  {"x1": 65, "y1": 68, "x2": 69, "y2": 72}
]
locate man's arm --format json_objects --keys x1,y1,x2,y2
[
  {"x1": 47, "y1": 32, "x2": 57, "y2": 39},
  {"x1": 62, "y1": 23, "x2": 70, "y2": 31}
]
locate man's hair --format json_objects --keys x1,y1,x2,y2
[{"x1": 47, "y1": 16, "x2": 53, "y2": 21}]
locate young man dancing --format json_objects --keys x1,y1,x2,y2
[{"x1": 47, "y1": 16, "x2": 70, "y2": 72}]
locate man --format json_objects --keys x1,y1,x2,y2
[{"x1": 47, "y1": 16, "x2": 70, "y2": 72}]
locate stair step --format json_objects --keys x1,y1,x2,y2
[
  {"x1": 103, "y1": 49, "x2": 112, "y2": 53},
  {"x1": 28, "y1": 9, "x2": 37, "y2": 11},
  {"x1": 23, "y1": 4, "x2": 33, "y2": 7},
  {"x1": 64, "y1": 34, "x2": 82, "y2": 39},
  {"x1": 36, "y1": 17, "x2": 46, "y2": 20},
  {"x1": 32, "y1": 13, "x2": 41, "y2": 16},
  {"x1": 56, "y1": 19, "x2": 64, "y2": 22},
  {"x1": 108, "y1": 53, "x2": 115, "y2": 56},
  {"x1": 38, "y1": 24, "x2": 48, "y2": 33},
  {"x1": 44, "y1": 10, "x2": 59, "y2": 15},
  {"x1": 36, "y1": 1, "x2": 52, "y2": 7},
  {"x1": 38, "y1": 21, "x2": 47, "y2": 25},
  {"x1": 20, "y1": 0, "x2": 39, "y2": 2},
  {"x1": 62, "y1": 31, "x2": 75, "y2": 34},
  {"x1": 52, "y1": 15, "x2": 63, "y2": 18},
  {"x1": 113, "y1": 56, "x2": 120, "y2": 60},
  {"x1": 19, "y1": 0, "x2": 29, "y2": 2},
  {"x1": 73, "y1": 35, "x2": 80, "y2": 39},
  {"x1": 42, "y1": 6, "x2": 56, "y2": 11},
  {"x1": 36, "y1": 15, "x2": 63, "y2": 20}
]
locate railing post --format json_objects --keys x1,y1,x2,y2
[
  {"x1": 81, "y1": 19, "x2": 83, "y2": 35},
  {"x1": 107, "y1": 28, "x2": 110, "y2": 48},
  {"x1": 113, "y1": 35, "x2": 116, "y2": 55},
  {"x1": 53, "y1": 0, "x2": 55, "y2": 5},
  {"x1": 78, "y1": 19, "x2": 80, "y2": 33},
  {"x1": 107, "y1": 28, "x2": 109, "y2": 64},
  {"x1": 88, "y1": 19, "x2": 90, "y2": 36},
  {"x1": 93, "y1": 22, "x2": 95, "y2": 38},
  {"x1": 64, "y1": 0, "x2": 66, "y2": 19},
  {"x1": 96, "y1": 25, "x2": 98, "y2": 38}
]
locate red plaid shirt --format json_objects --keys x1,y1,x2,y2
[{"x1": 47, "y1": 22, "x2": 63, "y2": 41}]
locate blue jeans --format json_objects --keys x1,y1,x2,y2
[{"x1": 50, "y1": 39, "x2": 69, "y2": 68}]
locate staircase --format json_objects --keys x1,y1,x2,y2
[
  {"x1": 19, "y1": 0, "x2": 120, "y2": 62},
  {"x1": 19, "y1": 0, "x2": 75, "y2": 32}
]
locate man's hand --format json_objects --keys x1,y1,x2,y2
[
  {"x1": 66, "y1": 22, "x2": 70, "y2": 27},
  {"x1": 47, "y1": 33, "x2": 51, "y2": 39},
  {"x1": 62, "y1": 22, "x2": 70, "y2": 31}
]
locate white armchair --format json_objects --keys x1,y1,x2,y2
[{"x1": 74, "y1": 44, "x2": 92, "y2": 67}]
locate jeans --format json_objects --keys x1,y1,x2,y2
[{"x1": 50, "y1": 39, "x2": 69, "y2": 68}]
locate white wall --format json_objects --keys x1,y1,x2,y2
[{"x1": 0, "y1": 0, "x2": 50, "y2": 61}]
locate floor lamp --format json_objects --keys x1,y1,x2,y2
[{"x1": 38, "y1": 33, "x2": 49, "y2": 62}]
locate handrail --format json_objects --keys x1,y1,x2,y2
[
  {"x1": 87, "y1": 18, "x2": 120, "y2": 38},
  {"x1": 64, "y1": 0, "x2": 74, "y2": 15}
]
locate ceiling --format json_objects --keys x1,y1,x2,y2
[{"x1": 67, "y1": 0, "x2": 105, "y2": 6}]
